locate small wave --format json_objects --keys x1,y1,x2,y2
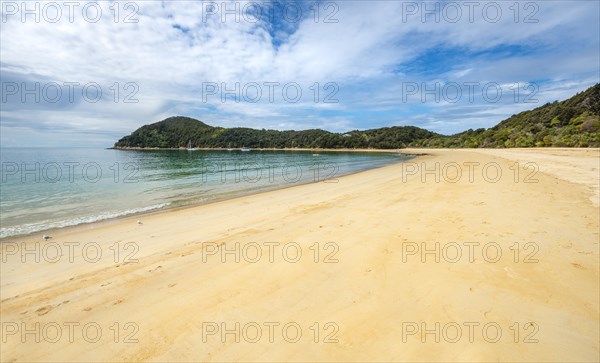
[{"x1": 0, "y1": 203, "x2": 170, "y2": 239}]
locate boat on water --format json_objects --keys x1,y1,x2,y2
[
  {"x1": 187, "y1": 140, "x2": 196, "y2": 151},
  {"x1": 241, "y1": 147, "x2": 251, "y2": 152}
]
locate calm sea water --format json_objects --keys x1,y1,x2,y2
[{"x1": 0, "y1": 148, "x2": 411, "y2": 238}]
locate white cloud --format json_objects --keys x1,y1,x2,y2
[{"x1": 0, "y1": 0, "x2": 598, "y2": 145}]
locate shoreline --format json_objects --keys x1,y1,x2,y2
[
  {"x1": 1, "y1": 152, "x2": 421, "y2": 242},
  {"x1": 3, "y1": 147, "x2": 597, "y2": 242},
  {"x1": 109, "y1": 145, "x2": 597, "y2": 154},
  {"x1": 110, "y1": 146, "x2": 430, "y2": 155}
]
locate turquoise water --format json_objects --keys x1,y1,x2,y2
[{"x1": 0, "y1": 148, "x2": 411, "y2": 238}]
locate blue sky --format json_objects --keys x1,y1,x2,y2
[{"x1": 1, "y1": 0, "x2": 599, "y2": 147}]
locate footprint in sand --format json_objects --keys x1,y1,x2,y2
[
  {"x1": 35, "y1": 305, "x2": 53, "y2": 316},
  {"x1": 101, "y1": 282, "x2": 112, "y2": 287},
  {"x1": 148, "y1": 265, "x2": 163, "y2": 272},
  {"x1": 113, "y1": 299, "x2": 124, "y2": 305},
  {"x1": 168, "y1": 283, "x2": 177, "y2": 288},
  {"x1": 83, "y1": 307, "x2": 92, "y2": 312},
  {"x1": 571, "y1": 263, "x2": 585, "y2": 270}
]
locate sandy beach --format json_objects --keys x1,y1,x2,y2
[{"x1": 1, "y1": 148, "x2": 598, "y2": 362}]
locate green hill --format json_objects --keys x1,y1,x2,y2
[
  {"x1": 114, "y1": 117, "x2": 440, "y2": 149},
  {"x1": 114, "y1": 84, "x2": 599, "y2": 149},
  {"x1": 414, "y1": 83, "x2": 600, "y2": 148}
]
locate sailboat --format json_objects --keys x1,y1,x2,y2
[{"x1": 187, "y1": 140, "x2": 196, "y2": 151}]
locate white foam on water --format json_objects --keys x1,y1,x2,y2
[{"x1": 0, "y1": 203, "x2": 170, "y2": 239}]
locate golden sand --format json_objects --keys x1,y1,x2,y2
[{"x1": 1, "y1": 148, "x2": 598, "y2": 362}]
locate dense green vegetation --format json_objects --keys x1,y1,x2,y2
[
  {"x1": 113, "y1": 117, "x2": 440, "y2": 149},
  {"x1": 413, "y1": 83, "x2": 600, "y2": 148},
  {"x1": 114, "y1": 84, "x2": 599, "y2": 149}
]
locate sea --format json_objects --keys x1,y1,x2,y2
[{"x1": 0, "y1": 148, "x2": 412, "y2": 238}]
